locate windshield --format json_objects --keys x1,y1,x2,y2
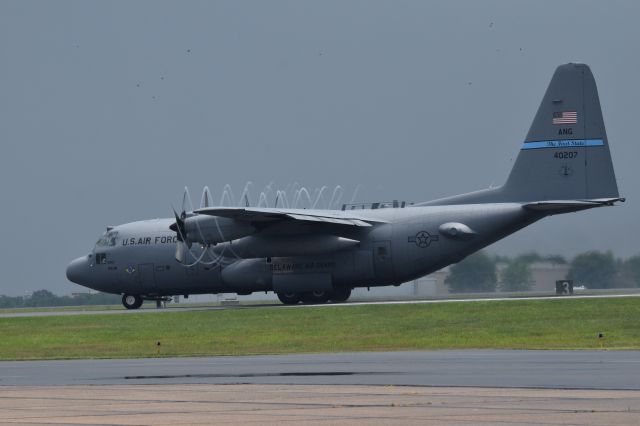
[{"x1": 95, "y1": 230, "x2": 118, "y2": 247}]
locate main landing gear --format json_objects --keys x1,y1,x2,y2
[
  {"x1": 276, "y1": 288, "x2": 352, "y2": 305},
  {"x1": 122, "y1": 294, "x2": 143, "y2": 309},
  {"x1": 276, "y1": 292, "x2": 301, "y2": 305},
  {"x1": 121, "y1": 294, "x2": 172, "y2": 309}
]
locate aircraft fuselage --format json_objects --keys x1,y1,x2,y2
[{"x1": 67, "y1": 203, "x2": 539, "y2": 298}]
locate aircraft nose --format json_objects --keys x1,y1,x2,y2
[{"x1": 66, "y1": 256, "x2": 89, "y2": 285}]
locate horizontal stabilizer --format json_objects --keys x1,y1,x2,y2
[{"x1": 523, "y1": 197, "x2": 625, "y2": 213}]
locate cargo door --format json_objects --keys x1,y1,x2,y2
[{"x1": 138, "y1": 263, "x2": 157, "y2": 293}]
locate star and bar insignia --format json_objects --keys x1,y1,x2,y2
[{"x1": 408, "y1": 231, "x2": 439, "y2": 248}]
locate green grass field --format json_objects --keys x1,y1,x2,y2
[{"x1": 0, "y1": 297, "x2": 638, "y2": 360}]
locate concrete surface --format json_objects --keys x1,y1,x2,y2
[{"x1": 1, "y1": 384, "x2": 639, "y2": 425}]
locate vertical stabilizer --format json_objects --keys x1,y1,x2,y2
[
  {"x1": 502, "y1": 63, "x2": 619, "y2": 201},
  {"x1": 420, "y1": 63, "x2": 620, "y2": 207}
]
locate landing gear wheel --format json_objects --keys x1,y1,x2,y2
[
  {"x1": 300, "y1": 290, "x2": 331, "y2": 304},
  {"x1": 122, "y1": 294, "x2": 143, "y2": 309},
  {"x1": 329, "y1": 288, "x2": 351, "y2": 303},
  {"x1": 277, "y1": 292, "x2": 300, "y2": 305}
]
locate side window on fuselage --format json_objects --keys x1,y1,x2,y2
[{"x1": 96, "y1": 253, "x2": 107, "y2": 265}]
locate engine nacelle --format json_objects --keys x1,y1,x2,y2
[
  {"x1": 220, "y1": 258, "x2": 272, "y2": 292},
  {"x1": 184, "y1": 215, "x2": 255, "y2": 245},
  {"x1": 214, "y1": 235, "x2": 359, "y2": 258},
  {"x1": 220, "y1": 257, "x2": 336, "y2": 294}
]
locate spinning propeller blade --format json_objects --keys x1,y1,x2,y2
[
  {"x1": 174, "y1": 240, "x2": 189, "y2": 264},
  {"x1": 200, "y1": 186, "x2": 212, "y2": 208},
  {"x1": 170, "y1": 186, "x2": 237, "y2": 266}
]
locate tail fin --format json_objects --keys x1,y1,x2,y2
[
  {"x1": 502, "y1": 63, "x2": 619, "y2": 201},
  {"x1": 419, "y1": 63, "x2": 620, "y2": 207}
]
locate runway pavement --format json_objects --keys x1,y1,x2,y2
[
  {"x1": 1, "y1": 292, "x2": 638, "y2": 318},
  {"x1": 2, "y1": 350, "x2": 639, "y2": 389}
]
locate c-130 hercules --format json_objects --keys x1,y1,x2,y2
[{"x1": 67, "y1": 64, "x2": 623, "y2": 309}]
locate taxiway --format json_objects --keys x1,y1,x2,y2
[
  {"x1": 2, "y1": 350, "x2": 638, "y2": 388},
  {"x1": 2, "y1": 350, "x2": 639, "y2": 425}
]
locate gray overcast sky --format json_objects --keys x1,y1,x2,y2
[{"x1": 0, "y1": 1, "x2": 638, "y2": 296}]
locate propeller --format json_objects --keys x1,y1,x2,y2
[
  {"x1": 169, "y1": 187, "x2": 195, "y2": 263},
  {"x1": 181, "y1": 186, "x2": 193, "y2": 213},
  {"x1": 170, "y1": 207, "x2": 191, "y2": 263},
  {"x1": 169, "y1": 186, "x2": 239, "y2": 267},
  {"x1": 200, "y1": 186, "x2": 212, "y2": 208}
]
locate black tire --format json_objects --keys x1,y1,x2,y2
[
  {"x1": 300, "y1": 290, "x2": 331, "y2": 304},
  {"x1": 329, "y1": 288, "x2": 351, "y2": 303},
  {"x1": 277, "y1": 292, "x2": 300, "y2": 305},
  {"x1": 122, "y1": 294, "x2": 143, "y2": 309}
]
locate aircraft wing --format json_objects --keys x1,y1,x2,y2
[{"x1": 194, "y1": 207, "x2": 385, "y2": 227}]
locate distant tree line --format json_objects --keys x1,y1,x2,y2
[
  {"x1": 0, "y1": 290, "x2": 120, "y2": 309},
  {"x1": 445, "y1": 250, "x2": 640, "y2": 293}
]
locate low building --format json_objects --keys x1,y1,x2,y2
[{"x1": 430, "y1": 261, "x2": 570, "y2": 295}]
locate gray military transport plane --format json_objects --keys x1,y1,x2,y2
[{"x1": 67, "y1": 63, "x2": 623, "y2": 309}]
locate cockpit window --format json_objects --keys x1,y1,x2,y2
[
  {"x1": 96, "y1": 231, "x2": 118, "y2": 247},
  {"x1": 95, "y1": 253, "x2": 107, "y2": 264}
]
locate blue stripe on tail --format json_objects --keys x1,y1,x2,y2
[{"x1": 521, "y1": 139, "x2": 604, "y2": 150}]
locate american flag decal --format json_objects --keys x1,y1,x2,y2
[{"x1": 552, "y1": 111, "x2": 577, "y2": 125}]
